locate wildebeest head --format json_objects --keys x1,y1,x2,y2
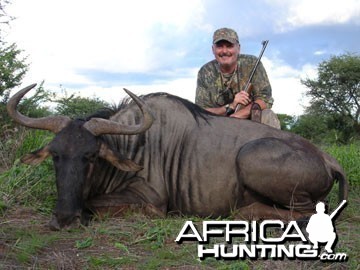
[{"x1": 7, "y1": 84, "x2": 154, "y2": 230}]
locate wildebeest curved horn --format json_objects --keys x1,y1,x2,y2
[
  {"x1": 83, "y1": 88, "x2": 154, "y2": 136},
  {"x1": 6, "y1": 84, "x2": 71, "y2": 133}
]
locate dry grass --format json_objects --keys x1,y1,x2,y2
[{"x1": 0, "y1": 196, "x2": 358, "y2": 270}]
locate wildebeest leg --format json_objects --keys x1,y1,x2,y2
[
  {"x1": 237, "y1": 137, "x2": 334, "y2": 217},
  {"x1": 86, "y1": 191, "x2": 166, "y2": 219},
  {"x1": 235, "y1": 202, "x2": 313, "y2": 221}
]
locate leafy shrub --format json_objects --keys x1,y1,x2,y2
[
  {"x1": 324, "y1": 142, "x2": 360, "y2": 186},
  {"x1": 55, "y1": 93, "x2": 110, "y2": 119},
  {"x1": 290, "y1": 113, "x2": 359, "y2": 145},
  {"x1": 0, "y1": 130, "x2": 56, "y2": 214}
]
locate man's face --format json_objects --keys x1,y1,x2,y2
[{"x1": 212, "y1": 40, "x2": 240, "y2": 71}]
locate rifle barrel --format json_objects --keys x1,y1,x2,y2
[
  {"x1": 245, "y1": 40, "x2": 268, "y2": 91},
  {"x1": 235, "y1": 40, "x2": 269, "y2": 113}
]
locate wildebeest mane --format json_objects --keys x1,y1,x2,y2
[
  {"x1": 108, "y1": 92, "x2": 212, "y2": 125},
  {"x1": 83, "y1": 108, "x2": 116, "y2": 121}
]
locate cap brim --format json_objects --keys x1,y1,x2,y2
[{"x1": 213, "y1": 38, "x2": 238, "y2": 44}]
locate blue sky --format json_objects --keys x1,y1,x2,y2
[{"x1": 6, "y1": 0, "x2": 360, "y2": 115}]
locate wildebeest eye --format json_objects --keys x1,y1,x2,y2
[
  {"x1": 83, "y1": 152, "x2": 98, "y2": 162},
  {"x1": 51, "y1": 151, "x2": 59, "y2": 162}
]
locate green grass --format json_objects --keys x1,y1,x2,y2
[
  {"x1": 75, "y1": 237, "x2": 93, "y2": 249},
  {"x1": 15, "y1": 233, "x2": 58, "y2": 263},
  {"x1": 0, "y1": 129, "x2": 56, "y2": 214},
  {"x1": 1, "y1": 193, "x2": 358, "y2": 269},
  {"x1": 0, "y1": 159, "x2": 56, "y2": 214},
  {"x1": 0, "y1": 129, "x2": 359, "y2": 269},
  {"x1": 3, "y1": 228, "x2": 59, "y2": 264},
  {"x1": 324, "y1": 142, "x2": 360, "y2": 186},
  {"x1": 86, "y1": 255, "x2": 136, "y2": 268}
]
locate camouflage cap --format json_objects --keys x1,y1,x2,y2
[{"x1": 213, "y1": 28, "x2": 239, "y2": 44}]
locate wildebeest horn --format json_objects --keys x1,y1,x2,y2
[
  {"x1": 82, "y1": 88, "x2": 154, "y2": 136},
  {"x1": 6, "y1": 84, "x2": 71, "y2": 133}
]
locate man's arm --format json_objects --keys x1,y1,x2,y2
[
  {"x1": 231, "y1": 97, "x2": 267, "y2": 119},
  {"x1": 205, "y1": 106, "x2": 227, "y2": 115},
  {"x1": 195, "y1": 68, "x2": 229, "y2": 115}
]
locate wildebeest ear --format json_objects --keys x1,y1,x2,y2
[
  {"x1": 21, "y1": 145, "x2": 51, "y2": 165},
  {"x1": 99, "y1": 143, "x2": 143, "y2": 172}
]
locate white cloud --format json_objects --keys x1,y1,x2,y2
[
  {"x1": 314, "y1": 50, "x2": 326, "y2": 56},
  {"x1": 45, "y1": 56, "x2": 314, "y2": 117},
  {"x1": 268, "y1": 0, "x2": 360, "y2": 31},
  {"x1": 5, "y1": 0, "x2": 355, "y2": 117},
  {"x1": 7, "y1": 0, "x2": 205, "y2": 80},
  {"x1": 5, "y1": 0, "x2": 207, "y2": 113},
  {"x1": 262, "y1": 56, "x2": 317, "y2": 115},
  {"x1": 287, "y1": 0, "x2": 360, "y2": 26},
  {"x1": 53, "y1": 76, "x2": 197, "y2": 108}
]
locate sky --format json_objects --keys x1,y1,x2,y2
[{"x1": 4, "y1": 0, "x2": 360, "y2": 115}]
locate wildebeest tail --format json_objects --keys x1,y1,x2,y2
[
  {"x1": 334, "y1": 169, "x2": 349, "y2": 202},
  {"x1": 324, "y1": 152, "x2": 349, "y2": 202}
]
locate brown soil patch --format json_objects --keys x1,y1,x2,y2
[{"x1": 0, "y1": 206, "x2": 357, "y2": 270}]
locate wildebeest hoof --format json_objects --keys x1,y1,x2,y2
[
  {"x1": 47, "y1": 215, "x2": 83, "y2": 231},
  {"x1": 48, "y1": 216, "x2": 61, "y2": 231}
]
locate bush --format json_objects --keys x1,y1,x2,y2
[
  {"x1": 0, "y1": 83, "x2": 53, "y2": 171},
  {"x1": 0, "y1": 130, "x2": 56, "y2": 214},
  {"x1": 55, "y1": 93, "x2": 110, "y2": 119},
  {"x1": 289, "y1": 113, "x2": 359, "y2": 145},
  {"x1": 323, "y1": 142, "x2": 360, "y2": 186}
]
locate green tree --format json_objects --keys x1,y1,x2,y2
[
  {"x1": 301, "y1": 53, "x2": 360, "y2": 140},
  {"x1": 15, "y1": 82, "x2": 53, "y2": 118},
  {"x1": 0, "y1": 43, "x2": 28, "y2": 99},
  {"x1": 277, "y1": 114, "x2": 295, "y2": 131},
  {"x1": 290, "y1": 114, "x2": 341, "y2": 144},
  {"x1": 0, "y1": 83, "x2": 53, "y2": 171},
  {"x1": 1, "y1": 82, "x2": 52, "y2": 130},
  {"x1": 0, "y1": 0, "x2": 28, "y2": 100},
  {"x1": 55, "y1": 91, "x2": 110, "y2": 119},
  {"x1": 0, "y1": 0, "x2": 28, "y2": 144},
  {"x1": 0, "y1": 0, "x2": 13, "y2": 42}
]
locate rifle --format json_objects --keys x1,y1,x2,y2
[{"x1": 234, "y1": 40, "x2": 269, "y2": 113}]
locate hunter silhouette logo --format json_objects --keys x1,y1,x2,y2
[{"x1": 306, "y1": 200, "x2": 347, "y2": 254}]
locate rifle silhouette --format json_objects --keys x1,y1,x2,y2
[{"x1": 330, "y1": 200, "x2": 347, "y2": 219}]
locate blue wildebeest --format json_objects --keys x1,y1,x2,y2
[{"x1": 7, "y1": 84, "x2": 348, "y2": 230}]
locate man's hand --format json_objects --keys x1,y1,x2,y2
[
  {"x1": 230, "y1": 104, "x2": 251, "y2": 119},
  {"x1": 232, "y1": 91, "x2": 251, "y2": 107},
  {"x1": 230, "y1": 98, "x2": 267, "y2": 119}
]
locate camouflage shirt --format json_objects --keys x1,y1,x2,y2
[{"x1": 195, "y1": 54, "x2": 273, "y2": 109}]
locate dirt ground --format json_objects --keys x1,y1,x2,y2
[
  {"x1": 2, "y1": 207, "x2": 120, "y2": 269},
  {"x1": 1, "y1": 207, "x2": 204, "y2": 269},
  {"x1": 1, "y1": 205, "x2": 358, "y2": 270}
]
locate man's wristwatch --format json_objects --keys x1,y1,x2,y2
[{"x1": 225, "y1": 104, "x2": 235, "y2": 116}]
